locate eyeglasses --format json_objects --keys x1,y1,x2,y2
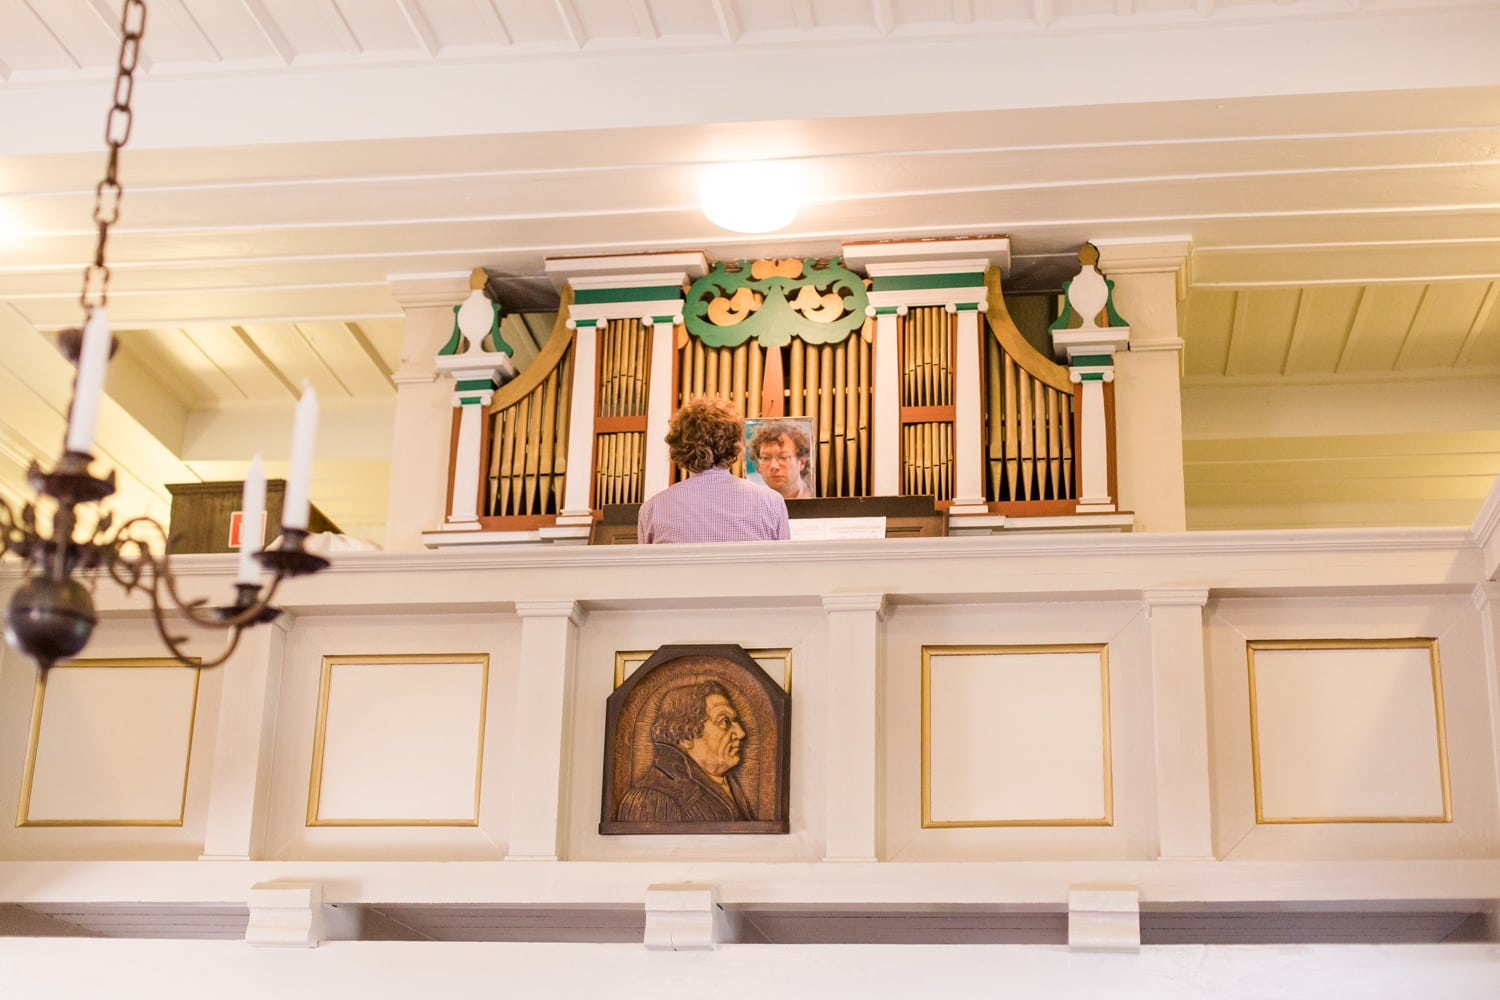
[{"x1": 756, "y1": 450, "x2": 798, "y2": 466}]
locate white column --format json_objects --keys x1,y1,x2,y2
[
  {"x1": 1473, "y1": 583, "x2": 1500, "y2": 815},
  {"x1": 1144, "y1": 588, "x2": 1215, "y2": 860},
  {"x1": 1097, "y1": 240, "x2": 1190, "y2": 532},
  {"x1": 951, "y1": 305, "x2": 985, "y2": 511},
  {"x1": 449, "y1": 400, "x2": 484, "y2": 523},
  {"x1": 433, "y1": 358, "x2": 508, "y2": 527},
  {"x1": 199, "y1": 616, "x2": 291, "y2": 861},
  {"x1": 506, "y1": 600, "x2": 585, "y2": 862},
  {"x1": 558, "y1": 323, "x2": 599, "y2": 523},
  {"x1": 386, "y1": 273, "x2": 471, "y2": 550},
  {"x1": 641, "y1": 317, "x2": 677, "y2": 499},
  {"x1": 823, "y1": 593, "x2": 886, "y2": 861},
  {"x1": 1077, "y1": 374, "x2": 1113, "y2": 506},
  {"x1": 870, "y1": 309, "x2": 903, "y2": 496}
]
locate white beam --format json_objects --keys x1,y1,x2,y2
[{"x1": 9, "y1": 10, "x2": 1500, "y2": 154}]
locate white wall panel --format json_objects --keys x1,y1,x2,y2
[
  {"x1": 1248, "y1": 641, "x2": 1448, "y2": 823},
  {"x1": 0, "y1": 619, "x2": 223, "y2": 860},
  {"x1": 19, "y1": 661, "x2": 200, "y2": 826},
  {"x1": 264, "y1": 614, "x2": 519, "y2": 860},
  {"x1": 923, "y1": 646, "x2": 1110, "y2": 827},
  {"x1": 1207, "y1": 595, "x2": 1500, "y2": 860},
  {"x1": 307, "y1": 655, "x2": 488, "y2": 825},
  {"x1": 883, "y1": 602, "x2": 1154, "y2": 860}
]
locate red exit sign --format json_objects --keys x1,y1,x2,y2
[{"x1": 228, "y1": 510, "x2": 268, "y2": 548}]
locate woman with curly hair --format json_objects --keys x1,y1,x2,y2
[{"x1": 637, "y1": 397, "x2": 790, "y2": 544}]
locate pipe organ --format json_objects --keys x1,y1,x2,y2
[{"x1": 430, "y1": 238, "x2": 1130, "y2": 544}]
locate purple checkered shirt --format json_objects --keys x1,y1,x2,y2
[{"x1": 637, "y1": 466, "x2": 791, "y2": 544}]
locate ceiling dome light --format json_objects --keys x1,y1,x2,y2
[{"x1": 699, "y1": 160, "x2": 804, "y2": 234}]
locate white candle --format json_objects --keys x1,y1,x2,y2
[
  {"x1": 66, "y1": 307, "x2": 112, "y2": 454},
  {"x1": 282, "y1": 382, "x2": 318, "y2": 531},
  {"x1": 237, "y1": 453, "x2": 265, "y2": 585}
]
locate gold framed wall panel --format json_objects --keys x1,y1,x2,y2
[
  {"x1": 616, "y1": 648, "x2": 792, "y2": 691},
  {"x1": 1247, "y1": 637, "x2": 1451, "y2": 824},
  {"x1": 306, "y1": 653, "x2": 490, "y2": 828},
  {"x1": 921, "y1": 643, "x2": 1112, "y2": 829},
  {"x1": 17, "y1": 658, "x2": 202, "y2": 828}
]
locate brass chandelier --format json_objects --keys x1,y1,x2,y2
[{"x1": 0, "y1": 0, "x2": 328, "y2": 671}]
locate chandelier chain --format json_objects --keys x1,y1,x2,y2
[{"x1": 82, "y1": 0, "x2": 148, "y2": 310}]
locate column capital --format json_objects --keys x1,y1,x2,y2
[
  {"x1": 1474, "y1": 472, "x2": 1500, "y2": 582},
  {"x1": 821, "y1": 593, "x2": 889, "y2": 618},
  {"x1": 388, "y1": 271, "x2": 473, "y2": 309},
  {"x1": 1472, "y1": 582, "x2": 1500, "y2": 612},
  {"x1": 1142, "y1": 588, "x2": 1210, "y2": 610},
  {"x1": 515, "y1": 600, "x2": 586, "y2": 626},
  {"x1": 1093, "y1": 239, "x2": 1192, "y2": 299}
]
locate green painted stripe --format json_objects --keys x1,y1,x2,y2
[
  {"x1": 873, "y1": 305, "x2": 901, "y2": 316},
  {"x1": 457, "y1": 395, "x2": 487, "y2": 405},
  {"x1": 574, "y1": 285, "x2": 681, "y2": 305},
  {"x1": 1078, "y1": 372, "x2": 1105, "y2": 382},
  {"x1": 456, "y1": 378, "x2": 495, "y2": 391},
  {"x1": 871, "y1": 272, "x2": 984, "y2": 292},
  {"x1": 954, "y1": 301, "x2": 981, "y2": 312},
  {"x1": 649, "y1": 315, "x2": 675, "y2": 325},
  {"x1": 1070, "y1": 354, "x2": 1113, "y2": 367}
]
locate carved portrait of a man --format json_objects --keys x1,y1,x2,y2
[{"x1": 601, "y1": 645, "x2": 789, "y2": 835}]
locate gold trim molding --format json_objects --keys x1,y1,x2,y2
[
  {"x1": 17, "y1": 657, "x2": 202, "y2": 828},
  {"x1": 921, "y1": 643, "x2": 1113, "y2": 829},
  {"x1": 306, "y1": 653, "x2": 489, "y2": 828},
  {"x1": 1246, "y1": 637, "x2": 1452, "y2": 825},
  {"x1": 614, "y1": 647, "x2": 792, "y2": 690}
]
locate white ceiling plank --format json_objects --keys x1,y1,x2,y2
[
  {"x1": 119, "y1": 324, "x2": 237, "y2": 403},
  {"x1": 326, "y1": 0, "x2": 365, "y2": 53},
  {"x1": 395, "y1": 0, "x2": 441, "y2": 55},
  {"x1": 1, "y1": 0, "x2": 86, "y2": 73},
  {"x1": 239, "y1": 0, "x2": 294, "y2": 63},
  {"x1": 1453, "y1": 281, "x2": 1499, "y2": 368},
  {"x1": 627, "y1": 0, "x2": 656, "y2": 39},
  {"x1": 1393, "y1": 282, "x2": 1490, "y2": 372},
  {"x1": 1279, "y1": 286, "x2": 1364, "y2": 376},
  {"x1": 23, "y1": 0, "x2": 84, "y2": 69},
  {"x1": 481, "y1": 0, "x2": 513, "y2": 44},
  {"x1": 336, "y1": 0, "x2": 440, "y2": 54},
  {"x1": 1181, "y1": 288, "x2": 1236, "y2": 377},
  {"x1": 172, "y1": 0, "x2": 224, "y2": 61},
  {"x1": 237, "y1": 321, "x2": 348, "y2": 397},
  {"x1": 552, "y1": 0, "x2": 585, "y2": 47},
  {"x1": 0, "y1": 303, "x2": 196, "y2": 519},
  {"x1": 351, "y1": 317, "x2": 406, "y2": 374},
  {"x1": 709, "y1": 0, "x2": 739, "y2": 41},
  {"x1": 294, "y1": 320, "x2": 395, "y2": 396},
  {"x1": 1334, "y1": 284, "x2": 1426, "y2": 374},
  {"x1": 177, "y1": 323, "x2": 294, "y2": 398}
]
